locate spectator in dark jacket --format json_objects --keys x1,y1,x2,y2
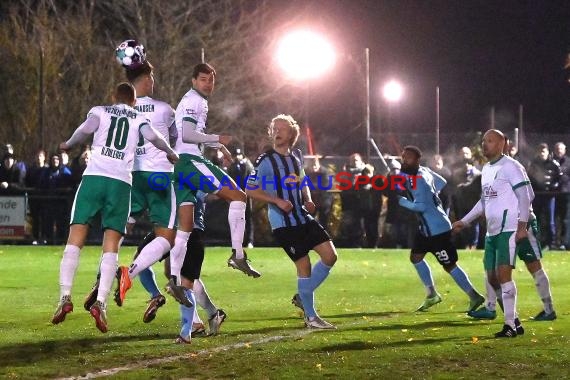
[
  {"x1": 528, "y1": 143, "x2": 562, "y2": 249},
  {"x1": 0, "y1": 153, "x2": 24, "y2": 191},
  {"x1": 307, "y1": 157, "x2": 334, "y2": 230},
  {"x1": 552, "y1": 142, "x2": 570, "y2": 249},
  {"x1": 429, "y1": 154, "x2": 452, "y2": 215},
  {"x1": 42, "y1": 154, "x2": 73, "y2": 243},
  {"x1": 339, "y1": 153, "x2": 367, "y2": 247},
  {"x1": 3, "y1": 144, "x2": 26, "y2": 185},
  {"x1": 25, "y1": 149, "x2": 50, "y2": 244},
  {"x1": 380, "y1": 159, "x2": 416, "y2": 248}
]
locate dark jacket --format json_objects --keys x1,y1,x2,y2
[
  {"x1": 553, "y1": 154, "x2": 570, "y2": 193},
  {"x1": 528, "y1": 157, "x2": 561, "y2": 192}
]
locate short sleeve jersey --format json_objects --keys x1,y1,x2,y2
[
  {"x1": 481, "y1": 155, "x2": 531, "y2": 235},
  {"x1": 83, "y1": 104, "x2": 150, "y2": 185},
  {"x1": 133, "y1": 96, "x2": 175, "y2": 172},
  {"x1": 399, "y1": 166, "x2": 451, "y2": 236},
  {"x1": 247, "y1": 149, "x2": 313, "y2": 230},
  {"x1": 174, "y1": 88, "x2": 207, "y2": 156}
]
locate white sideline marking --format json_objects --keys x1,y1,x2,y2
[{"x1": 56, "y1": 330, "x2": 314, "y2": 380}]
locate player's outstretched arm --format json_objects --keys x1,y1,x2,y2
[
  {"x1": 140, "y1": 124, "x2": 179, "y2": 164},
  {"x1": 451, "y1": 220, "x2": 466, "y2": 234},
  {"x1": 62, "y1": 112, "x2": 100, "y2": 150},
  {"x1": 458, "y1": 200, "x2": 483, "y2": 227},
  {"x1": 219, "y1": 144, "x2": 233, "y2": 162},
  {"x1": 246, "y1": 187, "x2": 293, "y2": 213},
  {"x1": 300, "y1": 185, "x2": 316, "y2": 214},
  {"x1": 180, "y1": 118, "x2": 219, "y2": 144}
]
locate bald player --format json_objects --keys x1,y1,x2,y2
[
  {"x1": 453, "y1": 129, "x2": 532, "y2": 338},
  {"x1": 465, "y1": 137, "x2": 556, "y2": 322}
]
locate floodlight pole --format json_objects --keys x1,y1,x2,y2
[
  {"x1": 365, "y1": 48, "x2": 371, "y2": 162},
  {"x1": 436, "y1": 86, "x2": 440, "y2": 155},
  {"x1": 518, "y1": 104, "x2": 523, "y2": 150},
  {"x1": 39, "y1": 43, "x2": 45, "y2": 149}
]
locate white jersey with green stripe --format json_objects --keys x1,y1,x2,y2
[
  {"x1": 174, "y1": 88, "x2": 207, "y2": 156},
  {"x1": 481, "y1": 154, "x2": 532, "y2": 235},
  {"x1": 133, "y1": 96, "x2": 175, "y2": 172},
  {"x1": 83, "y1": 104, "x2": 150, "y2": 185}
]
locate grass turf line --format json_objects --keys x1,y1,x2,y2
[{"x1": 0, "y1": 245, "x2": 568, "y2": 378}]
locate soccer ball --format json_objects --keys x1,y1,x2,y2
[{"x1": 115, "y1": 39, "x2": 146, "y2": 68}]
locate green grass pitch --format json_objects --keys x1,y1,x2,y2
[{"x1": 0, "y1": 245, "x2": 568, "y2": 379}]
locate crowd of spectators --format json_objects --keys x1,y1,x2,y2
[
  {"x1": 0, "y1": 143, "x2": 91, "y2": 244},
  {"x1": 324, "y1": 141, "x2": 570, "y2": 250},
  {"x1": 1, "y1": 140, "x2": 569, "y2": 250}
]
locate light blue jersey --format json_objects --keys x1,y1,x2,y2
[
  {"x1": 398, "y1": 166, "x2": 451, "y2": 237},
  {"x1": 248, "y1": 149, "x2": 313, "y2": 230}
]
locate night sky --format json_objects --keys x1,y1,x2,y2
[{"x1": 288, "y1": 0, "x2": 570, "y2": 154}]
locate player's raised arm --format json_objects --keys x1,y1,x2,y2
[
  {"x1": 140, "y1": 123, "x2": 179, "y2": 164},
  {"x1": 453, "y1": 200, "x2": 483, "y2": 233},
  {"x1": 181, "y1": 116, "x2": 219, "y2": 144},
  {"x1": 246, "y1": 186, "x2": 293, "y2": 213},
  {"x1": 168, "y1": 119, "x2": 178, "y2": 147},
  {"x1": 60, "y1": 111, "x2": 100, "y2": 150}
]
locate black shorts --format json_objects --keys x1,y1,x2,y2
[
  {"x1": 411, "y1": 230, "x2": 458, "y2": 266},
  {"x1": 181, "y1": 228, "x2": 205, "y2": 280},
  {"x1": 273, "y1": 220, "x2": 331, "y2": 262}
]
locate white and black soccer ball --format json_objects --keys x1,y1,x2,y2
[{"x1": 115, "y1": 39, "x2": 146, "y2": 68}]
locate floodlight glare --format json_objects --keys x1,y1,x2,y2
[
  {"x1": 277, "y1": 31, "x2": 336, "y2": 80},
  {"x1": 383, "y1": 80, "x2": 404, "y2": 103}
]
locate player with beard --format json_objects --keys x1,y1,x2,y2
[{"x1": 397, "y1": 145, "x2": 485, "y2": 313}]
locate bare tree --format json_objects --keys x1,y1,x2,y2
[{"x1": 0, "y1": 0, "x2": 310, "y2": 159}]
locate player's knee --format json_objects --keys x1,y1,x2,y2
[
  {"x1": 236, "y1": 189, "x2": 247, "y2": 202},
  {"x1": 442, "y1": 263, "x2": 455, "y2": 273},
  {"x1": 525, "y1": 259, "x2": 541, "y2": 274},
  {"x1": 409, "y1": 254, "x2": 422, "y2": 264},
  {"x1": 325, "y1": 252, "x2": 338, "y2": 266}
]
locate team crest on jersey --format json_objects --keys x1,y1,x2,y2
[{"x1": 482, "y1": 185, "x2": 497, "y2": 198}]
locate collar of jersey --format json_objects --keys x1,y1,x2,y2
[
  {"x1": 489, "y1": 154, "x2": 505, "y2": 165},
  {"x1": 271, "y1": 148, "x2": 291, "y2": 157},
  {"x1": 191, "y1": 88, "x2": 209, "y2": 100}
]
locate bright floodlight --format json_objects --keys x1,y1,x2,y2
[
  {"x1": 383, "y1": 80, "x2": 404, "y2": 103},
  {"x1": 277, "y1": 31, "x2": 335, "y2": 80}
]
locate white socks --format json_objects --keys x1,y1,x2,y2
[
  {"x1": 129, "y1": 236, "x2": 171, "y2": 279},
  {"x1": 59, "y1": 244, "x2": 81, "y2": 298},
  {"x1": 193, "y1": 307, "x2": 203, "y2": 325},
  {"x1": 228, "y1": 201, "x2": 246, "y2": 259},
  {"x1": 532, "y1": 269, "x2": 554, "y2": 314},
  {"x1": 193, "y1": 278, "x2": 217, "y2": 317},
  {"x1": 501, "y1": 281, "x2": 517, "y2": 329},
  {"x1": 484, "y1": 274, "x2": 498, "y2": 311},
  {"x1": 170, "y1": 230, "x2": 191, "y2": 285},
  {"x1": 97, "y1": 252, "x2": 118, "y2": 303}
]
